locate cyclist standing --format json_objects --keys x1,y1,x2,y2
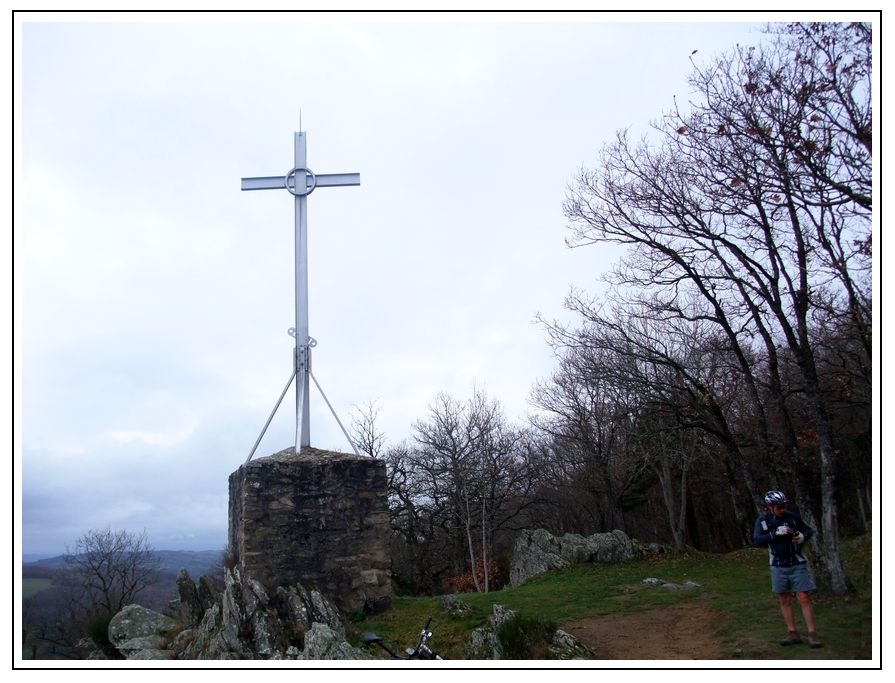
[{"x1": 754, "y1": 490, "x2": 822, "y2": 648}]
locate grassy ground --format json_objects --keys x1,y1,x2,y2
[
  {"x1": 22, "y1": 578, "x2": 53, "y2": 600},
  {"x1": 349, "y1": 532, "x2": 873, "y2": 661}
]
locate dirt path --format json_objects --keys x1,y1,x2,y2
[{"x1": 562, "y1": 602, "x2": 724, "y2": 660}]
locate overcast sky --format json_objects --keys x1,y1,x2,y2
[{"x1": 15, "y1": 14, "x2": 794, "y2": 555}]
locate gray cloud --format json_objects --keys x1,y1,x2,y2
[{"x1": 18, "y1": 17, "x2": 766, "y2": 554}]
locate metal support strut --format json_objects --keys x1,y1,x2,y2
[
  {"x1": 245, "y1": 369, "x2": 296, "y2": 465},
  {"x1": 244, "y1": 332, "x2": 361, "y2": 463},
  {"x1": 311, "y1": 370, "x2": 361, "y2": 457}
]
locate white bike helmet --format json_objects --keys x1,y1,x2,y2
[{"x1": 764, "y1": 490, "x2": 787, "y2": 505}]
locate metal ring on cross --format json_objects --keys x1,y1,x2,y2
[{"x1": 284, "y1": 167, "x2": 317, "y2": 196}]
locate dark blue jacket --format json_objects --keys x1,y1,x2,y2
[{"x1": 754, "y1": 510, "x2": 814, "y2": 567}]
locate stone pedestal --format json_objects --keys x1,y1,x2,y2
[{"x1": 228, "y1": 447, "x2": 391, "y2": 614}]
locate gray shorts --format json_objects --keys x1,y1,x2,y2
[{"x1": 771, "y1": 563, "x2": 817, "y2": 594}]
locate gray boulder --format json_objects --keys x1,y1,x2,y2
[
  {"x1": 663, "y1": 581, "x2": 701, "y2": 591},
  {"x1": 296, "y1": 623, "x2": 372, "y2": 660},
  {"x1": 76, "y1": 637, "x2": 109, "y2": 660},
  {"x1": 550, "y1": 629, "x2": 596, "y2": 660},
  {"x1": 509, "y1": 528, "x2": 642, "y2": 587},
  {"x1": 641, "y1": 577, "x2": 702, "y2": 590},
  {"x1": 108, "y1": 605, "x2": 178, "y2": 660},
  {"x1": 439, "y1": 593, "x2": 471, "y2": 615},
  {"x1": 634, "y1": 540, "x2": 667, "y2": 555}
]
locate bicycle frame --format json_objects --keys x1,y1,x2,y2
[{"x1": 363, "y1": 617, "x2": 443, "y2": 660}]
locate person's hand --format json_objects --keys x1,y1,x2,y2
[
  {"x1": 793, "y1": 531, "x2": 805, "y2": 544},
  {"x1": 775, "y1": 525, "x2": 791, "y2": 536}
]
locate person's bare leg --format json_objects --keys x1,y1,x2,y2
[
  {"x1": 778, "y1": 593, "x2": 798, "y2": 632},
  {"x1": 796, "y1": 592, "x2": 821, "y2": 646}
]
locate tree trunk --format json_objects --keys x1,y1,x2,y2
[
  {"x1": 481, "y1": 497, "x2": 489, "y2": 593},
  {"x1": 801, "y1": 364, "x2": 854, "y2": 595},
  {"x1": 677, "y1": 444, "x2": 692, "y2": 551},
  {"x1": 719, "y1": 455, "x2": 750, "y2": 546},
  {"x1": 655, "y1": 461, "x2": 686, "y2": 553},
  {"x1": 463, "y1": 492, "x2": 481, "y2": 592},
  {"x1": 854, "y1": 484, "x2": 868, "y2": 533}
]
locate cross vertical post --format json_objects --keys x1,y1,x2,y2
[
  {"x1": 293, "y1": 132, "x2": 311, "y2": 449},
  {"x1": 241, "y1": 131, "x2": 360, "y2": 457}
]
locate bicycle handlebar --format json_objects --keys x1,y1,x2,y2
[{"x1": 364, "y1": 617, "x2": 442, "y2": 660}]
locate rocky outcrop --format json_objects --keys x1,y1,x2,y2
[
  {"x1": 107, "y1": 567, "x2": 368, "y2": 660},
  {"x1": 465, "y1": 604, "x2": 517, "y2": 659},
  {"x1": 509, "y1": 528, "x2": 643, "y2": 587},
  {"x1": 550, "y1": 629, "x2": 597, "y2": 660},
  {"x1": 176, "y1": 568, "x2": 218, "y2": 628},
  {"x1": 466, "y1": 625, "x2": 504, "y2": 660},
  {"x1": 297, "y1": 623, "x2": 370, "y2": 660},
  {"x1": 76, "y1": 637, "x2": 110, "y2": 660},
  {"x1": 465, "y1": 603, "x2": 594, "y2": 660}
]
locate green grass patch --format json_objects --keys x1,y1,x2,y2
[
  {"x1": 23, "y1": 578, "x2": 53, "y2": 599},
  {"x1": 85, "y1": 612, "x2": 116, "y2": 650},
  {"x1": 496, "y1": 613, "x2": 557, "y2": 659},
  {"x1": 350, "y1": 533, "x2": 873, "y2": 661}
]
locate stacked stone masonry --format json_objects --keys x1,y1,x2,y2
[{"x1": 229, "y1": 447, "x2": 391, "y2": 615}]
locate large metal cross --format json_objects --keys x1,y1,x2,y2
[{"x1": 241, "y1": 131, "x2": 360, "y2": 458}]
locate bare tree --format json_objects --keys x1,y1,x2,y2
[
  {"x1": 350, "y1": 400, "x2": 387, "y2": 458},
  {"x1": 411, "y1": 391, "x2": 491, "y2": 591},
  {"x1": 405, "y1": 389, "x2": 540, "y2": 592},
  {"x1": 63, "y1": 527, "x2": 160, "y2": 616},
  {"x1": 563, "y1": 22, "x2": 869, "y2": 594},
  {"x1": 381, "y1": 440, "x2": 450, "y2": 592},
  {"x1": 529, "y1": 345, "x2": 632, "y2": 534},
  {"x1": 627, "y1": 409, "x2": 706, "y2": 553},
  {"x1": 537, "y1": 298, "x2": 761, "y2": 548}
]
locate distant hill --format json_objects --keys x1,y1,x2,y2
[
  {"x1": 24, "y1": 549, "x2": 223, "y2": 578},
  {"x1": 156, "y1": 550, "x2": 224, "y2": 576},
  {"x1": 23, "y1": 553, "x2": 58, "y2": 563}
]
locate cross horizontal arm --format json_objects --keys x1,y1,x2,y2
[{"x1": 241, "y1": 173, "x2": 360, "y2": 191}]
